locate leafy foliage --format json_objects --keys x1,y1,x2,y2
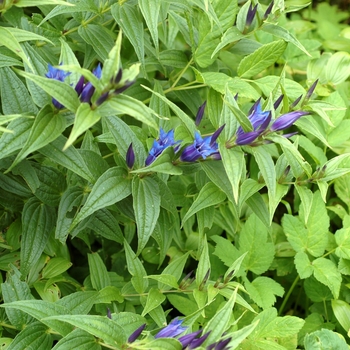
[{"x1": 0, "y1": 0, "x2": 350, "y2": 349}]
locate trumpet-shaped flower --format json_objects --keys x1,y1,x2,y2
[
  {"x1": 145, "y1": 128, "x2": 180, "y2": 166},
  {"x1": 155, "y1": 318, "x2": 187, "y2": 339},
  {"x1": 180, "y1": 125, "x2": 225, "y2": 162},
  {"x1": 270, "y1": 111, "x2": 309, "y2": 132},
  {"x1": 235, "y1": 101, "x2": 271, "y2": 145},
  {"x1": 45, "y1": 63, "x2": 70, "y2": 109},
  {"x1": 79, "y1": 63, "x2": 102, "y2": 103}
]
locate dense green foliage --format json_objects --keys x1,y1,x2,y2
[{"x1": 0, "y1": 0, "x2": 350, "y2": 349}]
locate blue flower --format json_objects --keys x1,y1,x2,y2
[
  {"x1": 270, "y1": 111, "x2": 309, "y2": 132},
  {"x1": 128, "y1": 324, "x2": 146, "y2": 343},
  {"x1": 195, "y1": 101, "x2": 207, "y2": 126},
  {"x1": 145, "y1": 128, "x2": 180, "y2": 166},
  {"x1": 155, "y1": 318, "x2": 188, "y2": 339},
  {"x1": 126, "y1": 143, "x2": 135, "y2": 168},
  {"x1": 79, "y1": 63, "x2": 102, "y2": 103},
  {"x1": 180, "y1": 125, "x2": 225, "y2": 162},
  {"x1": 235, "y1": 100, "x2": 271, "y2": 145},
  {"x1": 45, "y1": 63, "x2": 70, "y2": 109}
]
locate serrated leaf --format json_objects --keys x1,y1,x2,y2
[
  {"x1": 111, "y1": 3, "x2": 145, "y2": 72},
  {"x1": 88, "y1": 253, "x2": 111, "y2": 291},
  {"x1": 239, "y1": 214, "x2": 275, "y2": 274},
  {"x1": 124, "y1": 240, "x2": 148, "y2": 294},
  {"x1": 182, "y1": 182, "x2": 226, "y2": 226},
  {"x1": 20, "y1": 197, "x2": 55, "y2": 276},
  {"x1": 52, "y1": 328, "x2": 101, "y2": 350},
  {"x1": 238, "y1": 40, "x2": 287, "y2": 78},
  {"x1": 43, "y1": 315, "x2": 126, "y2": 346},
  {"x1": 294, "y1": 251, "x2": 313, "y2": 279},
  {"x1": 71, "y1": 167, "x2": 131, "y2": 230},
  {"x1": 245, "y1": 277, "x2": 284, "y2": 310},
  {"x1": 15, "y1": 69, "x2": 80, "y2": 112},
  {"x1": 99, "y1": 94, "x2": 157, "y2": 130},
  {"x1": 304, "y1": 328, "x2": 348, "y2": 350},
  {"x1": 132, "y1": 176, "x2": 161, "y2": 254},
  {"x1": 261, "y1": 23, "x2": 311, "y2": 56},
  {"x1": 312, "y1": 257, "x2": 341, "y2": 299},
  {"x1": 139, "y1": 0, "x2": 160, "y2": 52},
  {"x1": 7, "y1": 322, "x2": 52, "y2": 350},
  {"x1": 64, "y1": 103, "x2": 101, "y2": 150}
]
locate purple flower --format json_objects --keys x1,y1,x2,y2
[
  {"x1": 178, "y1": 330, "x2": 202, "y2": 347},
  {"x1": 128, "y1": 324, "x2": 146, "y2": 343},
  {"x1": 188, "y1": 332, "x2": 210, "y2": 349},
  {"x1": 155, "y1": 318, "x2": 187, "y2": 339},
  {"x1": 305, "y1": 79, "x2": 318, "y2": 100},
  {"x1": 195, "y1": 101, "x2": 207, "y2": 126},
  {"x1": 180, "y1": 125, "x2": 225, "y2": 162},
  {"x1": 79, "y1": 63, "x2": 102, "y2": 103},
  {"x1": 264, "y1": 1, "x2": 274, "y2": 19},
  {"x1": 145, "y1": 128, "x2": 180, "y2": 166},
  {"x1": 246, "y1": 2, "x2": 258, "y2": 27},
  {"x1": 126, "y1": 143, "x2": 135, "y2": 168},
  {"x1": 45, "y1": 63, "x2": 70, "y2": 109},
  {"x1": 235, "y1": 100, "x2": 271, "y2": 145},
  {"x1": 207, "y1": 337, "x2": 232, "y2": 350},
  {"x1": 270, "y1": 111, "x2": 309, "y2": 132}
]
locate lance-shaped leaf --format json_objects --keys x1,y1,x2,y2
[
  {"x1": 5, "y1": 105, "x2": 65, "y2": 173},
  {"x1": 124, "y1": 240, "x2": 149, "y2": 293},
  {"x1": 15, "y1": 0, "x2": 74, "y2": 6},
  {"x1": 71, "y1": 167, "x2": 131, "y2": 230},
  {"x1": 64, "y1": 103, "x2": 101, "y2": 150},
  {"x1": 15, "y1": 69, "x2": 80, "y2": 112},
  {"x1": 43, "y1": 315, "x2": 126, "y2": 346},
  {"x1": 182, "y1": 182, "x2": 226, "y2": 226},
  {"x1": 52, "y1": 328, "x2": 100, "y2": 350},
  {"x1": 20, "y1": 197, "x2": 56, "y2": 276},
  {"x1": 132, "y1": 176, "x2": 161, "y2": 254}
]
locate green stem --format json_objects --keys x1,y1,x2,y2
[
  {"x1": 171, "y1": 57, "x2": 194, "y2": 89},
  {"x1": 278, "y1": 275, "x2": 300, "y2": 316}
]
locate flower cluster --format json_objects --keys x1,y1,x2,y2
[
  {"x1": 45, "y1": 63, "x2": 133, "y2": 109},
  {"x1": 127, "y1": 318, "x2": 232, "y2": 350}
]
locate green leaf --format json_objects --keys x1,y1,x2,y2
[
  {"x1": 59, "y1": 39, "x2": 82, "y2": 86},
  {"x1": 331, "y1": 300, "x2": 350, "y2": 336},
  {"x1": 142, "y1": 85, "x2": 196, "y2": 135},
  {"x1": 324, "y1": 51, "x2": 350, "y2": 85},
  {"x1": 78, "y1": 24, "x2": 115, "y2": 62},
  {"x1": 312, "y1": 257, "x2": 341, "y2": 299},
  {"x1": 304, "y1": 277, "x2": 333, "y2": 302},
  {"x1": 99, "y1": 94, "x2": 157, "y2": 130},
  {"x1": 124, "y1": 240, "x2": 149, "y2": 294},
  {"x1": 52, "y1": 328, "x2": 101, "y2": 350},
  {"x1": 304, "y1": 329, "x2": 348, "y2": 350},
  {"x1": 132, "y1": 176, "x2": 161, "y2": 254},
  {"x1": 140, "y1": 338, "x2": 182, "y2": 350},
  {"x1": 196, "y1": 235, "x2": 210, "y2": 289},
  {"x1": 39, "y1": 136, "x2": 95, "y2": 183},
  {"x1": 0, "y1": 300, "x2": 73, "y2": 336},
  {"x1": 20, "y1": 197, "x2": 55, "y2": 276},
  {"x1": 64, "y1": 103, "x2": 101, "y2": 150},
  {"x1": 43, "y1": 315, "x2": 126, "y2": 346},
  {"x1": 42, "y1": 258, "x2": 72, "y2": 279},
  {"x1": 261, "y1": 23, "x2": 311, "y2": 56},
  {"x1": 15, "y1": 69, "x2": 80, "y2": 112},
  {"x1": 141, "y1": 288, "x2": 166, "y2": 317},
  {"x1": 245, "y1": 277, "x2": 284, "y2": 310},
  {"x1": 71, "y1": 167, "x2": 131, "y2": 230},
  {"x1": 6, "y1": 105, "x2": 65, "y2": 172},
  {"x1": 0, "y1": 67, "x2": 37, "y2": 114},
  {"x1": 88, "y1": 253, "x2": 111, "y2": 291},
  {"x1": 294, "y1": 251, "x2": 313, "y2": 279},
  {"x1": 182, "y1": 182, "x2": 226, "y2": 226},
  {"x1": 335, "y1": 228, "x2": 350, "y2": 259},
  {"x1": 211, "y1": 26, "x2": 245, "y2": 58},
  {"x1": 238, "y1": 40, "x2": 287, "y2": 78},
  {"x1": 111, "y1": 3, "x2": 145, "y2": 73},
  {"x1": 0, "y1": 27, "x2": 33, "y2": 70},
  {"x1": 139, "y1": 0, "x2": 160, "y2": 52},
  {"x1": 283, "y1": 191, "x2": 329, "y2": 257},
  {"x1": 6, "y1": 322, "x2": 52, "y2": 350},
  {"x1": 15, "y1": 0, "x2": 74, "y2": 6},
  {"x1": 238, "y1": 214, "x2": 275, "y2": 274}
]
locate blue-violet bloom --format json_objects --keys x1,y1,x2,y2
[
  {"x1": 79, "y1": 63, "x2": 102, "y2": 103},
  {"x1": 46, "y1": 63, "x2": 70, "y2": 109},
  {"x1": 235, "y1": 100, "x2": 271, "y2": 145},
  {"x1": 180, "y1": 125, "x2": 225, "y2": 162},
  {"x1": 128, "y1": 324, "x2": 146, "y2": 343},
  {"x1": 126, "y1": 143, "x2": 135, "y2": 168},
  {"x1": 155, "y1": 318, "x2": 187, "y2": 339},
  {"x1": 195, "y1": 101, "x2": 207, "y2": 126},
  {"x1": 246, "y1": 2, "x2": 258, "y2": 27},
  {"x1": 178, "y1": 330, "x2": 202, "y2": 347},
  {"x1": 270, "y1": 111, "x2": 309, "y2": 132},
  {"x1": 145, "y1": 128, "x2": 180, "y2": 166}
]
